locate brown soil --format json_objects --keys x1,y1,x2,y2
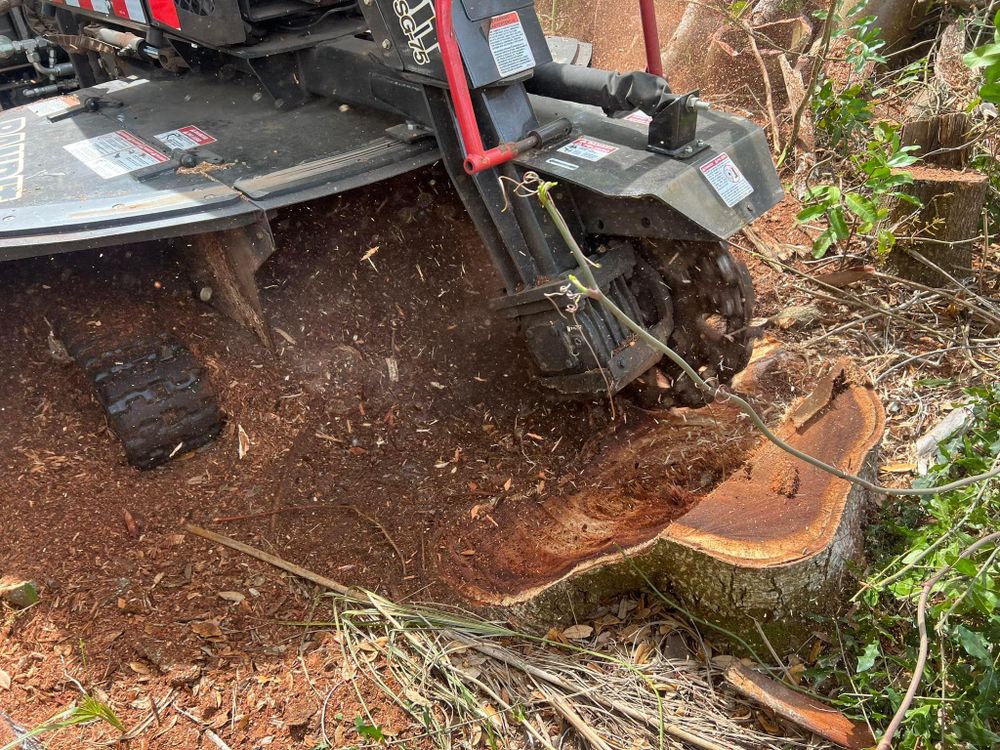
[
  {"x1": 0, "y1": 167, "x2": 628, "y2": 747},
  {"x1": 536, "y1": 0, "x2": 688, "y2": 73}
]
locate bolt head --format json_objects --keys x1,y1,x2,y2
[{"x1": 381, "y1": 39, "x2": 392, "y2": 50}]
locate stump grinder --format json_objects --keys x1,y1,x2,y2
[{"x1": 0, "y1": 0, "x2": 782, "y2": 467}]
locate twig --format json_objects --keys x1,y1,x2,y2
[
  {"x1": 185, "y1": 524, "x2": 355, "y2": 597},
  {"x1": 537, "y1": 686, "x2": 613, "y2": 750},
  {"x1": 876, "y1": 531, "x2": 1000, "y2": 750},
  {"x1": 747, "y1": 34, "x2": 782, "y2": 155},
  {"x1": 779, "y1": 0, "x2": 838, "y2": 166},
  {"x1": 175, "y1": 706, "x2": 233, "y2": 750}
]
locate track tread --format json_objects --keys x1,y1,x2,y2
[{"x1": 61, "y1": 328, "x2": 223, "y2": 469}]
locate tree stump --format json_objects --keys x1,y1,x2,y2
[
  {"x1": 442, "y1": 356, "x2": 885, "y2": 650},
  {"x1": 901, "y1": 113, "x2": 971, "y2": 170},
  {"x1": 888, "y1": 166, "x2": 987, "y2": 284}
]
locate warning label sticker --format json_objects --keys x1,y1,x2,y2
[
  {"x1": 155, "y1": 125, "x2": 217, "y2": 150},
  {"x1": 64, "y1": 130, "x2": 168, "y2": 179},
  {"x1": 27, "y1": 95, "x2": 80, "y2": 118},
  {"x1": 488, "y1": 12, "x2": 535, "y2": 78},
  {"x1": 698, "y1": 152, "x2": 754, "y2": 207},
  {"x1": 623, "y1": 111, "x2": 652, "y2": 125},
  {"x1": 557, "y1": 136, "x2": 618, "y2": 162}
]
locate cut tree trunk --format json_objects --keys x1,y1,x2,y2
[
  {"x1": 888, "y1": 166, "x2": 988, "y2": 284},
  {"x1": 442, "y1": 354, "x2": 885, "y2": 650},
  {"x1": 901, "y1": 113, "x2": 971, "y2": 169}
]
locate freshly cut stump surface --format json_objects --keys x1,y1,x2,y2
[{"x1": 444, "y1": 358, "x2": 885, "y2": 645}]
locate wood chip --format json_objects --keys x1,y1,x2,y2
[
  {"x1": 273, "y1": 327, "x2": 296, "y2": 345},
  {"x1": 237, "y1": 425, "x2": 250, "y2": 459}
]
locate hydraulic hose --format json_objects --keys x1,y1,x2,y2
[{"x1": 525, "y1": 62, "x2": 676, "y2": 117}]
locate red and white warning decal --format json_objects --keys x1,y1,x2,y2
[
  {"x1": 488, "y1": 12, "x2": 535, "y2": 78},
  {"x1": 50, "y1": 0, "x2": 147, "y2": 24},
  {"x1": 624, "y1": 111, "x2": 652, "y2": 125},
  {"x1": 26, "y1": 95, "x2": 80, "y2": 118},
  {"x1": 698, "y1": 152, "x2": 754, "y2": 208},
  {"x1": 557, "y1": 136, "x2": 618, "y2": 162},
  {"x1": 155, "y1": 125, "x2": 217, "y2": 150},
  {"x1": 64, "y1": 130, "x2": 168, "y2": 179}
]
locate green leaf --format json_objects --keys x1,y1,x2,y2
[
  {"x1": 355, "y1": 716, "x2": 385, "y2": 742},
  {"x1": 844, "y1": 192, "x2": 879, "y2": 224},
  {"x1": 857, "y1": 641, "x2": 880, "y2": 673},
  {"x1": 965, "y1": 45, "x2": 1000, "y2": 69},
  {"x1": 812, "y1": 228, "x2": 835, "y2": 258},
  {"x1": 955, "y1": 625, "x2": 992, "y2": 664},
  {"x1": 829, "y1": 207, "x2": 850, "y2": 241},
  {"x1": 980, "y1": 81, "x2": 1000, "y2": 104},
  {"x1": 796, "y1": 204, "x2": 829, "y2": 223}
]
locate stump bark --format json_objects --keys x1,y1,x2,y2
[
  {"x1": 444, "y1": 356, "x2": 885, "y2": 650},
  {"x1": 888, "y1": 166, "x2": 987, "y2": 284},
  {"x1": 901, "y1": 113, "x2": 971, "y2": 170}
]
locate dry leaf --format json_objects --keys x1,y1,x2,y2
[
  {"x1": 881, "y1": 462, "x2": 916, "y2": 474},
  {"x1": 562, "y1": 624, "x2": 594, "y2": 640},
  {"x1": 129, "y1": 661, "x2": 151, "y2": 675},
  {"x1": 237, "y1": 425, "x2": 250, "y2": 459},
  {"x1": 502, "y1": 477, "x2": 512, "y2": 492},
  {"x1": 218, "y1": 591, "x2": 245, "y2": 604},
  {"x1": 404, "y1": 687, "x2": 432, "y2": 708},
  {"x1": 190, "y1": 620, "x2": 224, "y2": 639},
  {"x1": 0, "y1": 668, "x2": 10, "y2": 690}
]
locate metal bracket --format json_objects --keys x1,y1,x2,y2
[
  {"x1": 48, "y1": 95, "x2": 122, "y2": 122},
  {"x1": 647, "y1": 90, "x2": 710, "y2": 159}
]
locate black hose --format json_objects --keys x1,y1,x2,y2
[{"x1": 524, "y1": 62, "x2": 675, "y2": 118}]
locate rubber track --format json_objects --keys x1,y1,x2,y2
[{"x1": 61, "y1": 330, "x2": 223, "y2": 469}]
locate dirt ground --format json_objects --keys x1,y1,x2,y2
[{"x1": 3, "y1": 164, "x2": 751, "y2": 747}]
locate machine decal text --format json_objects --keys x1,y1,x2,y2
[
  {"x1": 557, "y1": 136, "x2": 617, "y2": 162},
  {"x1": 64, "y1": 130, "x2": 169, "y2": 179},
  {"x1": 698, "y1": 152, "x2": 754, "y2": 208},
  {"x1": 392, "y1": 0, "x2": 439, "y2": 65},
  {"x1": 488, "y1": 12, "x2": 535, "y2": 78},
  {"x1": 0, "y1": 117, "x2": 26, "y2": 203}
]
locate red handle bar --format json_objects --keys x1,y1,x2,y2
[{"x1": 435, "y1": 0, "x2": 663, "y2": 175}]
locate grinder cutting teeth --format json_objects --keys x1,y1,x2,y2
[
  {"x1": 0, "y1": 0, "x2": 781, "y2": 464},
  {"x1": 639, "y1": 240, "x2": 756, "y2": 407}
]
